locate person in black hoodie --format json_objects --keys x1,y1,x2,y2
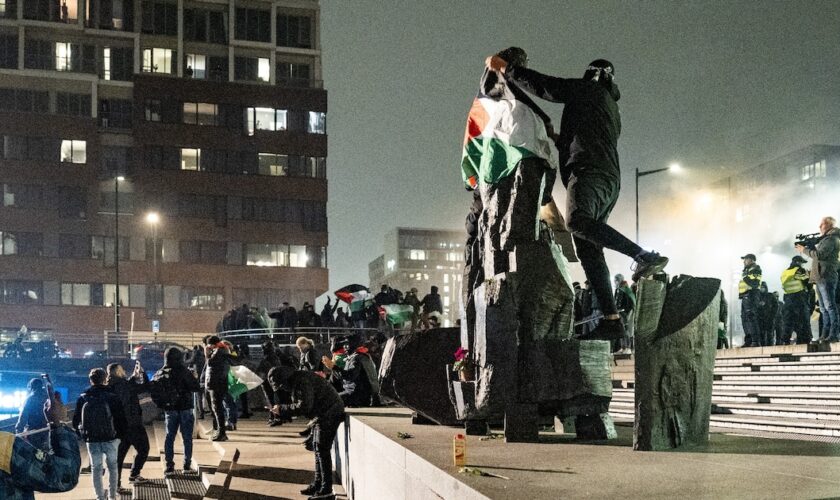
[
  {"x1": 485, "y1": 55, "x2": 669, "y2": 340},
  {"x1": 106, "y1": 362, "x2": 150, "y2": 488},
  {"x1": 153, "y1": 347, "x2": 201, "y2": 474},
  {"x1": 268, "y1": 366, "x2": 344, "y2": 500},
  {"x1": 72, "y1": 368, "x2": 126, "y2": 500}
]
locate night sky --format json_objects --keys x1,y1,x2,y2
[{"x1": 320, "y1": 0, "x2": 840, "y2": 294}]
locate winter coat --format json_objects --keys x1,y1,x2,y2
[
  {"x1": 154, "y1": 365, "x2": 201, "y2": 411},
  {"x1": 108, "y1": 371, "x2": 149, "y2": 428},
  {"x1": 269, "y1": 369, "x2": 344, "y2": 421},
  {"x1": 0, "y1": 425, "x2": 81, "y2": 500},
  {"x1": 420, "y1": 293, "x2": 443, "y2": 314},
  {"x1": 71, "y1": 385, "x2": 127, "y2": 442},
  {"x1": 299, "y1": 348, "x2": 322, "y2": 372},
  {"x1": 805, "y1": 227, "x2": 840, "y2": 284},
  {"x1": 204, "y1": 344, "x2": 231, "y2": 391},
  {"x1": 506, "y1": 64, "x2": 622, "y2": 185}
]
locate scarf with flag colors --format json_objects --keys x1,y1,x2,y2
[{"x1": 461, "y1": 69, "x2": 558, "y2": 189}]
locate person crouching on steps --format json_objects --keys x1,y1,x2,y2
[{"x1": 268, "y1": 366, "x2": 345, "y2": 500}]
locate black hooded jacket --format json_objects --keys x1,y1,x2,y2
[
  {"x1": 506, "y1": 65, "x2": 622, "y2": 184},
  {"x1": 268, "y1": 367, "x2": 344, "y2": 421},
  {"x1": 108, "y1": 370, "x2": 149, "y2": 428},
  {"x1": 155, "y1": 347, "x2": 201, "y2": 411}
]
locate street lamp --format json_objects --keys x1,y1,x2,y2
[
  {"x1": 114, "y1": 176, "x2": 125, "y2": 335},
  {"x1": 145, "y1": 211, "x2": 161, "y2": 318},
  {"x1": 635, "y1": 163, "x2": 681, "y2": 243}
]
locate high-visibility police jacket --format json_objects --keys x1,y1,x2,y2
[
  {"x1": 780, "y1": 265, "x2": 809, "y2": 295},
  {"x1": 739, "y1": 264, "x2": 762, "y2": 297}
]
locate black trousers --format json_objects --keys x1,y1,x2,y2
[
  {"x1": 783, "y1": 291, "x2": 812, "y2": 344},
  {"x1": 740, "y1": 291, "x2": 761, "y2": 346},
  {"x1": 566, "y1": 169, "x2": 642, "y2": 316},
  {"x1": 208, "y1": 387, "x2": 228, "y2": 433},
  {"x1": 312, "y1": 412, "x2": 345, "y2": 494},
  {"x1": 117, "y1": 424, "x2": 150, "y2": 480}
]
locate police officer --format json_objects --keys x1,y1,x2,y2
[
  {"x1": 780, "y1": 255, "x2": 812, "y2": 344},
  {"x1": 739, "y1": 253, "x2": 763, "y2": 347}
]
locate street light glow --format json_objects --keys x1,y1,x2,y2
[
  {"x1": 668, "y1": 162, "x2": 682, "y2": 173},
  {"x1": 116, "y1": 175, "x2": 125, "y2": 181},
  {"x1": 145, "y1": 212, "x2": 160, "y2": 224}
]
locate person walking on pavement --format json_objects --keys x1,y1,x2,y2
[
  {"x1": 106, "y1": 362, "x2": 151, "y2": 490},
  {"x1": 73, "y1": 368, "x2": 126, "y2": 500},
  {"x1": 797, "y1": 216, "x2": 840, "y2": 342},
  {"x1": 484, "y1": 55, "x2": 669, "y2": 341},
  {"x1": 780, "y1": 255, "x2": 813, "y2": 344},
  {"x1": 153, "y1": 347, "x2": 201, "y2": 474},
  {"x1": 738, "y1": 253, "x2": 763, "y2": 347}
]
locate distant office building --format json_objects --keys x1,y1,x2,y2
[
  {"x1": 369, "y1": 227, "x2": 464, "y2": 327},
  {"x1": 0, "y1": 0, "x2": 328, "y2": 349}
]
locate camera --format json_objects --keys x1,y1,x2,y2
[{"x1": 794, "y1": 232, "x2": 821, "y2": 248}]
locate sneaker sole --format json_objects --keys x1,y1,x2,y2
[{"x1": 632, "y1": 257, "x2": 669, "y2": 282}]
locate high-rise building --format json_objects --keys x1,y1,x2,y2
[
  {"x1": 368, "y1": 227, "x2": 464, "y2": 327},
  {"x1": 0, "y1": 0, "x2": 327, "y2": 350}
]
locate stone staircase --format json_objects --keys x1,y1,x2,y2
[{"x1": 609, "y1": 345, "x2": 840, "y2": 438}]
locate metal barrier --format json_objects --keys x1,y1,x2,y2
[{"x1": 217, "y1": 327, "x2": 384, "y2": 347}]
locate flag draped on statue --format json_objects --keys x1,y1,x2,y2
[{"x1": 461, "y1": 69, "x2": 558, "y2": 189}]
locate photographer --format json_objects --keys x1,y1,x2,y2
[
  {"x1": 107, "y1": 361, "x2": 151, "y2": 488},
  {"x1": 1, "y1": 375, "x2": 81, "y2": 499},
  {"x1": 268, "y1": 366, "x2": 344, "y2": 500},
  {"x1": 203, "y1": 336, "x2": 231, "y2": 442},
  {"x1": 796, "y1": 216, "x2": 840, "y2": 342}
]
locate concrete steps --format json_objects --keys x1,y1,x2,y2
[{"x1": 610, "y1": 347, "x2": 840, "y2": 439}]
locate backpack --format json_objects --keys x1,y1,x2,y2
[
  {"x1": 150, "y1": 368, "x2": 182, "y2": 410},
  {"x1": 79, "y1": 391, "x2": 116, "y2": 442}
]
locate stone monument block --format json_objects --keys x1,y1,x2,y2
[
  {"x1": 634, "y1": 275, "x2": 721, "y2": 451},
  {"x1": 378, "y1": 328, "x2": 461, "y2": 426}
]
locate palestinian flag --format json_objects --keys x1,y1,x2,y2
[
  {"x1": 335, "y1": 284, "x2": 372, "y2": 313},
  {"x1": 380, "y1": 304, "x2": 415, "y2": 326},
  {"x1": 461, "y1": 69, "x2": 558, "y2": 189}
]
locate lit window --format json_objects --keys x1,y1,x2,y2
[
  {"x1": 246, "y1": 107, "x2": 287, "y2": 135},
  {"x1": 142, "y1": 48, "x2": 173, "y2": 73},
  {"x1": 386, "y1": 259, "x2": 396, "y2": 271},
  {"x1": 55, "y1": 42, "x2": 72, "y2": 71},
  {"x1": 257, "y1": 57, "x2": 270, "y2": 82},
  {"x1": 308, "y1": 111, "x2": 326, "y2": 134},
  {"x1": 181, "y1": 148, "x2": 200, "y2": 170},
  {"x1": 409, "y1": 249, "x2": 426, "y2": 260},
  {"x1": 103, "y1": 47, "x2": 111, "y2": 80},
  {"x1": 186, "y1": 54, "x2": 206, "y2": 79},
  {"x1": 183, "y1": 102, "x2": 218, "y2": 126},
  {"x1": 443, "y1": 296, "x2": 450, "y2": 307},
  {"x1": 144, "y1": 99, "x2": 161, "y2": 122},
  {"x1": 1, "y1": 232, "x2": 17, "y2": 255},
  {"x1": 258, "y1": 153, "x2": 288, "y2": 176},
  {"x1": 289, "y1": 245, "x2": 307, "y2": 267},
  {"x1": 443, "y1": 274, "x2": 449, "y2": 284},
  {"x1": 103, "y1": 284, "x2": 129, "y2": 307},
  {"x1": 245, "y1": 243, "x2": 287, "y2": 267},
  {"x1": 817, "y1": 159, "x2": 827, "y2": 178},
  {"x1": 446, "y1": 252, "x2": 462, "y2": 262},
  {"x1": 60, "y1": 140, "x2": 87, "y2": 163},
  {"x1": 61, "y1": 283, "x2": 91, "y2": 306}
]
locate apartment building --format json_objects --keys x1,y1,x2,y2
[{"x1": 0, "y1": 0, "x2": 328, "y2": 349}]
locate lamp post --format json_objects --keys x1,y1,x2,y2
[
  {"x1": 114, "y1": 175, "x2": 125, "y2": 335},
  {"x1": 145, "y1": 211, "x2": 160, "y2": 317},
  {"x1": 635, "y1": 163, "x2": 681, "y2": 243}
]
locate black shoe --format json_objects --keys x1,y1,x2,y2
[
  {"x1": 632, "y1": 251, "x2": 669, "y2": 281},
  {"x1": 212, "y1": 432, "x2": 229, "y2": 442},
  {"x1": 578, "y1": 318, "x2": 624, "y2": 341},
  {"x1": 308, "y1": 492, "x2": 336, "y2": 500},
  {"x1": 301, "y1": 484, "x2": 319, "y2": 495},
  {"x1": 183, "y1": 461, "x2": 191, "y2": 472},
  {"x1": 164, "y1": 465, "x2": 175, "y2": 475},
  {"x1": 268, "y1": 420, "x2": 281, "y2": 427},
  {"x1": 299, "y1": 426, "x2": 312, "y2": 437},
  {"x1": 225, "y1": 423, "x2": 237, "y2": 431},
  {"x1": 129, "y1": 475, "x2": 148, "y2": 483}
]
